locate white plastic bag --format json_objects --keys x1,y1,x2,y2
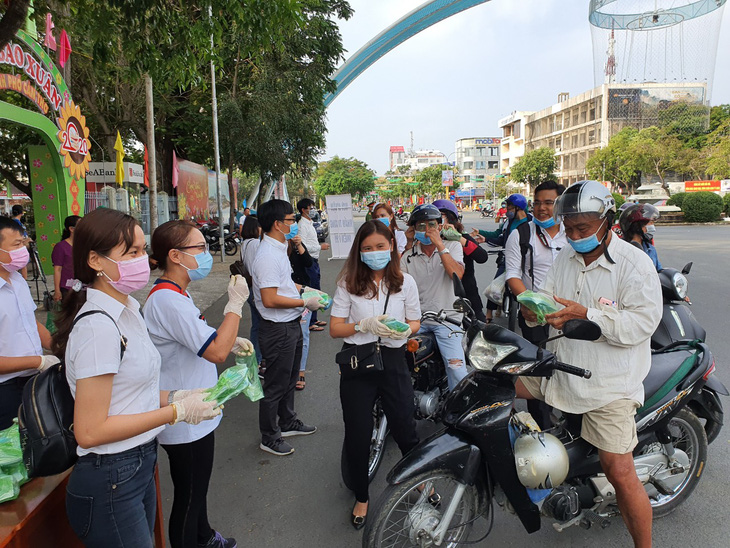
[{"x1": 484, "y1": 272, "x2": 506, "y2": 305}]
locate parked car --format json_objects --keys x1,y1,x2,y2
[{"x1": 312, "y1": 210, "x2": 328, "y2": 242}]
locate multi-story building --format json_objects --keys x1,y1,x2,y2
[
  {"x1": 388, "y1": 147, "x2": 448, "y2": 172},
  {"x1": 497, "y1": 111, "x2": 533, "y2": 177},
  {"x1": 389, "y1": 146, "x2": 406, "y2": 171},
  {"x1": 455, "y1": 137, "x2": 501, "y2": 188}
]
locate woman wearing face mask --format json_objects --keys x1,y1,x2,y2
[
  {"x1": 330, "y1": 220, "x2": 421, "y2": 530},
  {"x1": 52, "y1": 215, "x2": 81, "y2": 301},
  {"x1": 618, "y1": 203, "x2": 662, "y2": 271},
  {"x1": 144, "y1": 221, "x2": 252, "y2": 548},
  {"x1": 372, "y1": 202, "x2": 407, "y2": 255},
  {"x1": 52, "y1": 209, "x2": 222, "y2": 548}
]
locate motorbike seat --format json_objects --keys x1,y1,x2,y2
[{"x1": 642, "y1": 349, "x2": 697, "y2": 409}]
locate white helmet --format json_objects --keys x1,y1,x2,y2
[
  {"x1": 553, "y1": 180, "x2": 615, "y2": 221},
  {"x1": 514, "y1": 431, "x2": 569, "y2": 489}
]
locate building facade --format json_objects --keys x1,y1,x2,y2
[
  {"x1": 497, "y1": 111, "x2": 533, "y2": 177},
  {"x1": 455, "y1": 137, "x2": 501, "y2": 190},
  {"x1": 388, "y1": 147, "x2": 447, "y2": 172},
  {"x1": 389, "y1": 146, "x2": 406, "y2": 171}
]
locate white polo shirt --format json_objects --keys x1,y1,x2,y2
[
  {"x1": 252, "y1": 235, "x2": 304, "y2": 322},
  {"x1": 505, "y1": 222, "x2": 567, "y2": 291},
  {"x1": 66, "y1": 288, "x2": 164, "y2": 456},
  {"x1": 298, "y1": 216, "x2": 321, "y2": 259},
  {"x1": 0, "y1": 271, "x2": 42, "y2": 384},
  {"x1": 331, "y1": 274, "x2": 421, "y2": 349},
  {"x1": 143, "y1": 281, "x2": 222, "y2": 445}
]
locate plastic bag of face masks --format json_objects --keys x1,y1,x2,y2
[
  {"x1": 516, "y1": 291, "x2": 562, "y2": 325},
  {"x1": 0, "y1": 422, "x2": 28, "y2": 504},
  {"x1": 440, "y1": 227, "x2": 462, "y2": 242},
  {"x1": 483, "y1": 272, "x2": 506, "y2": 305},
  {"x1": 204, "y1": 354, "x2": 263, "y2": 405},
  {"x1": 380, "y1": 316, "x2": 410, "y2": 333},
  {"x1": 301, "y1": 289, "x2": 332, "y2": 311}
]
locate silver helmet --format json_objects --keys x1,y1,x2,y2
[
  {"x1": 553, "y1": 180, "x2": 615, "y2": 222},
  {"x1": 514, "y1": 431, "x2": 569, "y2": 489}
]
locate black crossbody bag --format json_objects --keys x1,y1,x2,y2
[{"x1": 335, "y1": 292, "x2": 391, "y2": 379}]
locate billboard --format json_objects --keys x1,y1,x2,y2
[
  {"x1": 441, "y1": 170, "x2": 453, "y2": 187},
  {"x1": 176, "y1": 159, "x2": 209, "y2": 221},
  {"x1": 685, "y1": 180, "x2": 721, "y2": 193}
]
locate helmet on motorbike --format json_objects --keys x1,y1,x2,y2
[
  {"x1": 553, "y1": 180, "x2": 616, "y2": 222},
  {"x1": 619, "y1": 203, "x2": 660, "y2": 242},
  {"x1": 514, "y1": 431, "x2": 570, "y2": 489},
  {"x1": 506, "y1": 194, "x2": 528, "y2": 211},
  {"x1": 408, "y1": 204, "x2": 442, "y2": 226},
  {"x1": 432, "y1": 199, "x2": 459, "y2": 218}
]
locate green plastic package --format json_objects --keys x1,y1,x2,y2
[
  {"x1": 0, "y1": 422, "x2": 29, "y2": 504},
  {"x1": 516, "y1": 291, "x2": 561, "y2": 325},
  {"x1": 440, "y1": 227, "x2": 462, "y2": 242},
  {"x1": 204, "y1": 354, "x2": 264, "y2": 405},
  {"x1": 301, "y1": 289, "x2": 332, "y2": 310},
  {"x1": 380, "y1": 316, "x2": 410, "y2": 333}
]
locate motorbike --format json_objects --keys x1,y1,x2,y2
[
  {"x1": 396, "y1": 211, "x2": 410, "y2": 223},
  {"x1": 200, "y1": 224, "x2": 239, "y2": 256},
  {"x1": 363, "y1": 275, "x2": 719, "y2": 547},
  {"x1": 652, "y1": 262, "x2": 727, "y2": 443},
  {"x1": 480, "y1": 208, "x2": 494, "y2": 218}
]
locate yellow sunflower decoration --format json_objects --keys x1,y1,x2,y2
[{"x1": 57, "y1": 100, "x2": 92, "y2": 180}]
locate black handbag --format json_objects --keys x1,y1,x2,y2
[
  {"x1": 335, "y1": 292, "x2": 390, "y2": 379},
  {"x1": 18, "y1": 310, "x2": 126, "y2": 477}
]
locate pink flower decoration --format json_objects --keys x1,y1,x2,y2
[
  {"x1": 33, "y1": 159, "x2": 43, "y2": 168},
  {"x1": 48, "y1": 194, "x2": 55, "y2": 200},
  {"x1": 41, "y1": 205, "x2": 47, "y2": 210},
  {"x1": 63, "y1": 91, "x2": 70, "y2": 104},
  {"x1": 35, "y1": 184, "x2": 44, "y2": 192},
  {"x1": 40, "y1": 235, "x2": 48, "y2": 241},
  {"x1": 47, "y1": 214, "x2": 55, "y2": 222}
]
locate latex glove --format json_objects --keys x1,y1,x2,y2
[
  {"x1": 358, "y1": 315, "x2": 397, "y2": 338},
  {"x1": 303, "y1": 294, "x2": 324, "y2": 311},
  {"x1": 231, "y1": 337, "x2": 254, "y2": 356},
  {"x1": 170, "y1": 388, "x2": 205, "y2": 403},
  {"x1": 386, "y1": 326, "x2": 413, "y2": 340},
  {"x1": 38, "y1": 354, "x2": 61, "y2": 371},
  {"x1": 302, "y1": 286, "x2": 322, "y2": 296},
  {"x1": 174, "y1": 392, "x2": 222, "y2": 425},
  {"x1": 223, "y1": 275, "x2": 249, "y2": 317}
]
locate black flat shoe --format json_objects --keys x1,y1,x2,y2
[{"x1": 351, "y1": 513, "x2": 366, "y2": 530}]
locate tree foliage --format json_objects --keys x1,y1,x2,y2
[
  {"x1": 312, "y1": 156, "x2": 375, "y2": 199},
  {"x1": 682, "y1": 191, "x2": 724, "y2": 223},
  {"x1": 586, "y1": 127, "x2": 641, "y2": 193},
  {"x1": 509, "y1": 148, "x2": 557, "y2": 193}
]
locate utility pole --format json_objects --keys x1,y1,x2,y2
[
  {"x1": 210, "y1": 4, "x2": 225, "y2": 262},
  {"x1": 145, "y1": 74, "x2": 158, "y2": 230}
]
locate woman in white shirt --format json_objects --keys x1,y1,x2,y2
[
  {"x1": 330, "y1": 220, "x2": 421, "y2": 530},
  {"x1": 51, "y1": 208, "x2": 221, "y2": 548},
  {"x1": 372, "y1": 203, "x2": 407, "y2": 255},
  {"x1": 145, "y1": 221, "x2": 252, "y2": 548}
]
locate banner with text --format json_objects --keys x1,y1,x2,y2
[{"x1": 326, "y1": 193, "x2": 355, "y2": 260}]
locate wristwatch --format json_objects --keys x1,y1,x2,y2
[
  {"x1": 438, "y1": 248, "x2": 450, "y2": 256},
  {"x1": 354, "y1": 322, "x2": 361, "y2": 333}
]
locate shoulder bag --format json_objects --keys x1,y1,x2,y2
[{"x1": 335, "y1": 291, "x2": 390, "y2": 379}]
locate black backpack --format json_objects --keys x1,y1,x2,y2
[{"x1": 18, "y1": 310, "x2": 126, "y2": 477}]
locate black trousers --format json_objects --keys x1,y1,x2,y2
[
  {"x1": 161, "y1": 432, "x2": 216, "y2": 548},
  {"x1": 518, "y1": 314, "x2": 553, "y2": 430},
  {"x1": 340, "y1": 345, "x2": 419, "y2": 503},
  {"x1": 258, "y1": 318, "x2": 303, "y2": 443},
  {"x1": 0, "y1": 376, "x2": 31, "y2": 430}
]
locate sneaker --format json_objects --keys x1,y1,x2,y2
[
  {"x1": 280, "y1": 419, "x2": 317, "y2": 437},
  {"x1": 199, "y1": 531, "x2": 237, "y2": 548},
  {"x1": 259, "y1": 438, "x2": 294, "y2": 456}
]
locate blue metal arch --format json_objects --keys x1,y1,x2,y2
[{"x1": 324, "y1": 0, "x2": 491, "y2": 107}]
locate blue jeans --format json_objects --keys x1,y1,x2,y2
[
  {"x1": 305, "y1": 259, "x2": 321, "y2": 325},
  {"x1": 419, "y1": 322, "x2": 468, "y2": 390},
  {"x1": 300, "y1": 311, "x2": 310, "y2": 372},
  {"x1": 66, "y1": 439, "x2": 158, "y2": 548},
  {"x1": 248, "y1": 294, "x2": 262, "y2": 363}
]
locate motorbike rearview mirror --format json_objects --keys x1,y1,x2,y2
[
  {"x1": 452, "y1": 273, "x2": 466, "y2": 299},
  {"x1": 682, "y1": 262, "x2": 693, "y2": 275},
  {"x1": 563, "y1": 320, "x2": 602, "y2": 342}
]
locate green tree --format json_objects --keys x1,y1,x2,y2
[
  {"x1": 705, "y1": 118, "x2": 730, "y2": 179},
  {"x1": 509, "y1": 148, "x2": 557, "y2": 194},
  {"x1": 312, "y1": 156, "x2": 375, "y2": 199},
  {"x1": 586, "y1": 127, "x2": 641, "y2": 193},
  {"x1": 630, "y1": 126, "x2": 683, "y2": 196}
]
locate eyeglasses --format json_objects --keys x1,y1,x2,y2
[
  {"x1": 415, "y1": 221, "x2": 439, "y2": 231},
  {"x1": 533, "y1": 200, "x2": 555, "y2": 207},
  {"x1": 279, "y1": 217, "x2": 297, "y2": 224},
  {"x1": 177, "y1": 243, "x2": 209, "y2": 253}
]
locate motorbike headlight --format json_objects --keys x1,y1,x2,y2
[
  {"x1": 494, "y1": 362, "x2": 538, "y2": 374},
  {"x1": 468, "y1": 331, "x2": 517, "y2": 371},
  {"x1": 672, "y1": 272, "x2": 688, "y2": 300}
]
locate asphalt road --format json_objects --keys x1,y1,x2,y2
[{"x1": 157, "y1": 213, "x2": 730, "y2": 548}]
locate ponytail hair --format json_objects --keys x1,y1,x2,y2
[
  {"x1": 52, "y1": 209, "x2": 138, "y2": 358},
  {"x1": 60, "y1": 215, "x2": 82, "y2": 241}
]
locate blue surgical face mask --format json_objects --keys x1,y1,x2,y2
[
  {"x1": 279, "y1": 220, "x2": 298, "y2": 240},
  {"x1": 533, "y1": 217, "x2": 556, "y2": 229},
  {"x1": 376, "y1": 217, "x2": 390, "y2": 228},
  {"x1": 568, "y1": 219, "x2": 606, "y2": 254},
  {"x1": 180, "y1": 250, "x2": 213, "y2": 281},
  {"x1": 360, "y1": 250, "x2": 391, "y2": 271},
  {"x1": 506, "y1": 210, "x2": 516, "y2": 220},
  {"x1": 414, "y1": 231, "x2": 432, "y2": 246}
]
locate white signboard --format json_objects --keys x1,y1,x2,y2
[
  {"x1": 86, "y1": 162, "x2": 144, "y2": 185},
  {"x1": 325, "y1": 193, "x2": 355, "y2": 260}
]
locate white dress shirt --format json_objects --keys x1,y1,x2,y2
[
  {"x1": 66, "y1": 288, "x2": 164, "y2": 456},
  {"x1": 0, "y1": 271, "x2": 42, "y2": 384},
  {"x1": 252, "y1": 235, "x2": 304, "y2": 322},
  {"x1": 240, "y1": 238, "x2": 260, "y2": 273},
  {"x1": 144, "y1": 284, "x2": 222, "y2": 445},
  {"x1": 298, "y1": 216, "x2": 321, "y2": 259},
  {"x1": 537, "y1": 235, "x2": 662, "y2": 414},
  {"x1": 331, "y1": 274, "x2": 421, "y2": 348},
  {"x1": 505, "y1": 222, "x2": 567, "y2": 291}
]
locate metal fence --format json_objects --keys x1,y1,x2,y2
[{"x1": 84, "y1": 191, "x2": 110, "y2": 213}]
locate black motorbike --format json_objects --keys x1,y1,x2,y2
[
  {"x1": 396, "y1": 212, "x2": 410, "y2": 223},
  {"x1": 200, "y1": 223, "x2": 238, "y2": 256},
  {"x1": 363, "y1": 275, "x2": 719, "y2": 547},
  {"x1": 480, "y1": 208, "x2": 494, "y2": 218}
]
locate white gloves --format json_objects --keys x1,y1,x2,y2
[
  {"x1": 223, "y1": 275, "x2": 250, "y2": 317},
  {"x1": 38, "y1": 355, "x2": 61, "y2": 371},
  {"x1": 169, "y1": 388, "x2": 205, "y2": 404},
  {"x1": 358, "y1": 315, "x2": 397, "y2": 338},
  {"x1": 173, "y1": 392, "x2": 221, "y2": 425},
  {"x1": 388, "y1": 326, "x2": 413, "y2": 340},
  {"x1": 302, "y1": 295, "x2": 324, "y2": 311},
  {"x1": 231, "y1": 337, "x2": 254, "y2": 356}
]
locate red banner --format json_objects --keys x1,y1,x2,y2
[{"x1": 685, "y1": 180, "x2": 720, "y2": 193}]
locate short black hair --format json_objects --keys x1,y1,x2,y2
[
  {"x1": 296, "y1": 198, "x2": 315, "y2": 213},
  {"x1": 11, "y1": 205, "x2": 23, "y2": 216},
  {"x1": 240, "y1": 215, "x2": 260, "y2": 240},
  {"x1": 0, "y1": 216, "x2": 24, "y2": 245},
  {"x1": 258, "y1": 199, "x2": 294, "y2": 232},
  {"x1": 534, "y1": 180, "x2": 566, "y2": 196}
]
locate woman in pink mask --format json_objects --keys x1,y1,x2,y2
[{"x1": 51, "y1": 208, "x2": 222, "y2": 548}]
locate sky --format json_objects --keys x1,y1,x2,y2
[{"x1": 321, "y1": 0, "x2": 730, "y2": 175}]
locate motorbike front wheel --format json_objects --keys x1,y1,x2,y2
[
  {"x1": 363, "y1": 470, "x2": 478, "y2": 548},
  {"x1": 224, "y1": 240, "x2": 238, "y2": 256}
]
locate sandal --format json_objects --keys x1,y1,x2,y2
[
  {"x1": 295, "y1": 375, "x2": 306, "y2": 391},
  {"x1": 315, "y1": 320, "x2": 327, "y2": 327},
  {"x1": 309, "y1": 325, "x2": 325, "y2": 332}
]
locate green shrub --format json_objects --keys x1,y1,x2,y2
[
  {"x1": 723, "y1": 193, "x2": 730, "y2": 214},
  {"x1": 682, "y1": 192, "x2": 724, "y2": 223},
  {"x1": 612, "y1": 193, "x2": 625, "y2": 209},
  {"x1": 667, "y1": 192, "x2": 687, "y2": 209}
]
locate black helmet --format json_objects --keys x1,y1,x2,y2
[
  {"x1": 408, "y1": 204, "x2": 441, "y2": 226},
  {"x1": 619, "y1": 203, "x2": 660, "y2": 242}
]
